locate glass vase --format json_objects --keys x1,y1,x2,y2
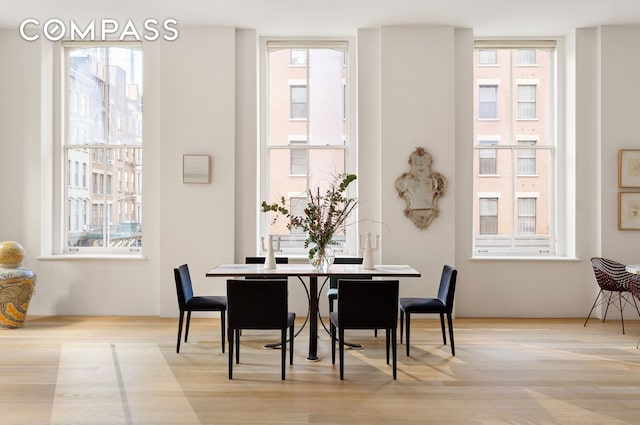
[{"x1": 309, "y1": 245, "x2": 335, "y2": 272}]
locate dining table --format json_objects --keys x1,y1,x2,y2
[{"x1": 206, "y1": 263, "x2": 421, "y2": 361}]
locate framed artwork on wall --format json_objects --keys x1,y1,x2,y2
[
  {"x1": 183, "y1": 154, "x2": 211, "y2": 184},
  {"x1": 618, "y1": 149, "x2": 640, "y2": 188},
  {"x1": 618, "y1": 192, "x2": 640, "y2": 230}
]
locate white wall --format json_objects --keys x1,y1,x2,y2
[
  {"x1": 600, "y1": 26, "x2": 640, "y2": 262},
  {"x1": 1, "y1": 24, "x2": 639, "y2": 319},
  {"x1": 0, "y1": 28, "x2": 236, "y2": 317},
  {"x1": 373, "y1": 26, "x2": 457, "y2": 298}
]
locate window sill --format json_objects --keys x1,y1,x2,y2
[
  {"x1": 470, "y1": 256, "x2": 580, "y2": 261},
  {"x1": 37, "y1": 254, "x2": 146, "y2": 261}
]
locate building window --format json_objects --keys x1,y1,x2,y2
[
  {"x1": 289, "y1": 140, "x2": 308, "y2": 175},
  {"x1": 63, "y1": 44, "x2": 142, "y2": 253},
  {"x1": 478, "y1": 49, "x2": 497, "y2": 65},
  {"x1": 517, "y1": 85, "x2": 536, "y2": 119},
  {"x1": 478, "y1": 85, "x2": 498, "y2": 119},
  {"x1": 261, "y1": 40, "x2": 355, "y2": 255},
  {"x1": 478, "y1": 140, "x2": 498, "y2": 175},
  {"x1": 473, "y1": 40, "x2": 557, "y2": 256},
  {"x1": 290, "y1": 85, "x2": 308, "y2": 119},
  {"x1": 518, "y1": 198, "x2": 536, "y2": 235},
  {"x1": 479, "y1": 198, "x2": 498, "y2": 234},
  {"x1": 290, "y1": 49, "x2": 307, "y2": 66},
  {"x1": 517, "y1": 141, "x2": 537, "y2": 175},
  {"x1": 518, "y1": 49, "x2": 536, "y2": 65}
]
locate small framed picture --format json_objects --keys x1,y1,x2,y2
[
  {"x1": 183, "y1": 155, "x2": 210, "y2": 184},
  {"x1": 618, "y1": 192, "x2": 640, "y2": 230},
  {"x1": 618, "y1": 149, "x2": 640, "y2": 187}
]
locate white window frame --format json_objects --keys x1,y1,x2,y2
[
  {"x1": 473, "y1": 39, "x2": 563, "y2": 258},
  {"x1": 259, "y1": 38, "x2": 357, "y2": 257},
  {"x1": 47, "y1": 41, "x2": 144, "y2": 257}
]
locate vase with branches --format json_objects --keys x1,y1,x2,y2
[{"x1": 261, "y1": 173, "x2": 357, "y2": 271}]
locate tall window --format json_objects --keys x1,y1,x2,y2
[
  {"x1": 64, "y1": 44, "x2": 143, "y2": 253},
  {"x1": 473, "y1": 40, "x2": 556, "y2": 256},
  {"x1": 261, "y1": 40, "x2": 355, "y2": 255}
]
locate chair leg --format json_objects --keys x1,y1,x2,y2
[
  {"x1": 631, "y1": 293, "x2": 640, "y2": 318},
  {"x1": 289, "y1": 323, "x2": 294, "y2": 365},
  {"x1": 331, "y1": 323, "x2": 336, "y2": 364},
  {"x1": 375, "y1": 328, "x2": 378, "y2": 337},
  {"x1": 220, "y1": 311, "x2": 226, "y2": 354},
  {"x1": 617, "y1": 292, "x2": 626, "y2": 335},
  {"x1": 235, "y1": 329, "x2": 240, "y2": 364},
  {"x1": 392, "y1": 328, "x2": 397, "y2": 380},
  {"x1": 385, "y1": 328, "x2": 390, "y2": 364},
  {"x1": 339, "y1": 328, "x2": 345, "y2": 380},
  {"x1": 399, "y1": 310, "x2": 404, "y2": 344},
  {"x1": 228, "y1": 327, "x2": 234, "y2": 379},
  {"x1": 281, "y1": 329, "x2": 286, "y2": 380},
  {"x1": 176, "y1": 311, "x2": 185, "y2": 353},
  {"x1": 584, "y1": 289, "x2": 604, "y2": 327},
  {"x1": 447, "y1": 312, "x2": 455, "y2": 356},
  {"x1": 185, "y1": 311, "x2": 192, "y2": 342},
  {"x1": 405, "y1": 313, "x2": 411, "y2": 356},
  {"x1": 439, "y1": 312, "x2": 447, "y2": 345}
]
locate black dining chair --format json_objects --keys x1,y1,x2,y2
[
  {"x1": 226, "y1": 279, "x2": 296, "y2": 380},
  {"x1": 399, "y1": 264, "x2": 457, "y2": 356},
  {"x1": 322, "y1": 257, "x2": 376, "y2": 336},
  {"x1": 174, "y1": 264, "x2": 227, "y2": 353},
  {"x1": 326, "y1": 257, "x2": 365, "y2": 313},
  {"x1": 330, "y1": 279, "x2": 400, "y2": 380}
]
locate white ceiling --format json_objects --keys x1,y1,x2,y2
[{"x1": 3, "y1": 0, "x2": 640, "y2": 37}]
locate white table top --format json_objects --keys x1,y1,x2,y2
[{"x1": 206, "y1": 263, "x2": 421, "y2": 278}]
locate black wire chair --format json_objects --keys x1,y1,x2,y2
[{"x1": 584, "y1": 257, "x2": 640, "y2": 334}]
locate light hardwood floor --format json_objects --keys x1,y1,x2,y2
[{"x1": 2, "y1": 316, "x2": 640, "y2": 425}]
